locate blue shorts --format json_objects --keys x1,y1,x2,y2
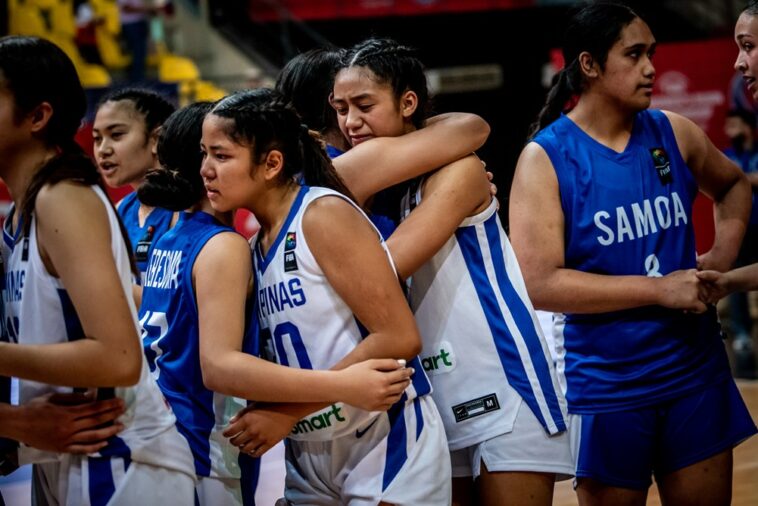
[{"x1": 569, "y1": 378, "x2": 757, "y2": 490}]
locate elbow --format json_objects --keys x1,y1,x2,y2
[
  {"x1": 399, "y1": 330, "x2": 423, "y2": 360},
  {"x1": 465, "y1": 114, "x2": 491, "y2": 149},
  {"x1": 200, "y1": 356, "x2": 226, "y2": 393},
  {"x1": 111, "y1": 353, "x2": 142, "y2": 386}
]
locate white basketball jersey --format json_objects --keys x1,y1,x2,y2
[
  {"x1": 254, "y1": 185, "x2": 432, "y2": 442},
  {"x1": 402, "y1": 180, "x2": 568, "y2": 450},
  {"x1": 1, "y1": 185, "x2": 194, "y2": 477}
]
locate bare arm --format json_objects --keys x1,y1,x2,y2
[
  {"x1": 665, "y1": 111, "x2": 751, "y2": 272},
  {"x1": 197, "y1": 231, "x2": 411, "y2": 406},
  {"x1": 0, "y1": 183, "x2": 142, "y2": 386},
  {"x1": 509, "y1": 143, "x2": 706, "y2": 314},
  {"x1": 334, "y1": 113, "x2": 490, "y2": 206},
  {"x1": 386, "y1": 154, "x2": 491, "y2": 280},
  {"x1": 698, "y1": 263, "x2": 758, "y2": 302}
]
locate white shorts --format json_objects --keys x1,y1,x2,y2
[
  {"x1": 32, "y1": 458, "x2": 195, "y2": 505},
  {"x1": 196, "y1": 476, "x2": 243, "y2": 506},
  {"x1": 283, "y1": 395, "x2": 451, "y2": 506},
  {"x1": 450, "y1": 400, "x2": 574, "y2": 480}
]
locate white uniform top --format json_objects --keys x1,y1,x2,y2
[
  {"x1": 1, "y1": 185, "x2": 194, "y2": 476},
  {"x1": 254, "y1": 185, "x2": 432, "y2": 442},
  {"x1": 402, "y1": 180, "x2": 568, "y2": 450}
]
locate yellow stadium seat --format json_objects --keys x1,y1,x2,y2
[{"x1": 158, "y1": 53, "x2": 200, "y2": 83}]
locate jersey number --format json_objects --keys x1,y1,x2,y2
[{"x1": 140, "y1": 311, "x2": 168, "y2": 380}]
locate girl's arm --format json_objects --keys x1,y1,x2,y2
[
  {"x1": 0, "y1": 394, "x2": 125, "y2": 454},
  {"x1": 385, "y1": 154, "x2": 491, "y2": 280},
  {"x1": 0, "y1": 182, "x2": 143, "y2": 386},
  {"x1": 509, "y1": 142, "x2": 707, "y2": 314},
  {"x1": 197, "y1": 231, "x2": 411, "y2": 408},
  {"x1": 698, "y1": 264, "x2": 758, "y2": 302},
  {"x1": 333, "y1": 113, "x2": 490, "y2": 206},
  {"x1": 303, "y1": 196, "x2": 423, "y2": 364},
  {"x1": 664, "y1": 111, "x2": 751, "y2": 272}
]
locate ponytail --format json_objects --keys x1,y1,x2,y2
[
  {"x1": 137, "y1": 102, "x2": 212, "y2": 211},
  {"x1": 528, "y1": 61, "x2": 581, "y2": 139},
  {"x1": 212, "y1": 88, "x2": 356, "y2": 201},
  {"x1": 298, "y1": 126, "x2": 356, "y2": 201}
]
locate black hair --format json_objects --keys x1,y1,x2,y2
[
  {"x1": 0, "y1": 36, "x2": 137, "y2": 274},
  {"x1": 528, "y1": 1, "x2": 639, "y2": 138},
  {"x1": 96, "y1": 87, "x2": 176, "y2": 138},
  {"x1": 745, "y1": 0, "x2": 758, "y2": 16},
  {"x1": 339, "y1": 38, "x2": 431, "y2": 129},
  {"x1": 276, "y1": 47, "x2": 345, "y2": 134},
  {"x1": 210, "y1": 88, "x2": 355, "y2": 200},
  {"x1": 137, "y1": 102, "x2": 213, "y2": 211},
  {"x1": 727, "y1": 108, "x2": 758, "y2": 129}
]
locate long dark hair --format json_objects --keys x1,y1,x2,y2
[
  {"x1": 339, "y1": 38, "x2": 431, "y2": 129},
  {"x1": 210, "y1": 88, "x2": 355, "y2": 200},
  {"x1": 0, "y1": 36, "x2": 138, "y2": 274},
  {"x1": 528, "y1": 2, "x2": 639, "y2": 138},
  {"x1": 138, "y1": 102, "x2": 213, "y2": 211},
  {"x1": 276, "y1": 47, "x2": 345, "y2": 134}
]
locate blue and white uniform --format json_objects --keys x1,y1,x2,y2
[
  {"x1": 401, "y1": 184, "x2": 572, "y2": 479},
  {"x1": 117, "y1": 191, "x2": 173, "y2": 283},
  {"x1": 533, "y1": 110, "x2": 757, "y2": 489},
  {"x1": 139, "y1": 210, "x2": 258, "y2": 505},
  {"x1": 254, "y1": 185, "x2": 450, "y2": 505},
  {"x1": 1, "y1": 185, "x2": 195, "y2": 505}
]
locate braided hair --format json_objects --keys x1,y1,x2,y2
[
  {"x1": 528, "y1": 2, "x2": 638, "y2": 138},
  {"x1": 340, "y1": 38, "x2": 432, "y2": 129},
  {"x1": 96, "y1": 88, "x2": 176, "y2": 141},
  {"x1": 210, "y1": 88, "x2": 356, "y2": 200}
]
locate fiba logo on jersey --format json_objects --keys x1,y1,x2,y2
[
  {"x1": 650, "y1": 147, "x2": 673, "y2": 185},
  {"x1": 284, "y1": 231, "x2": 298, "y2": 272}
]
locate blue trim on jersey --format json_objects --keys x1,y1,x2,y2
[
  {"x1": 256, "y1": 185, "x2": 310, "y2": 274},
  {"x1": 407, "y1": 356, "x2": 432, "y2": 397},
  {"x1": 89, "y1": 437, "x2": 132, "y2": 506},
  {"x1": 382, "y1": 393, "x2": 408, "y2": 491},
  {"x1": 88, "y1": 458, "x2": 117, "y2": 506},
  {"x1": 483, "y1": 217, "x2": 567, "y2": 431},
  {"x1": 413, "y1": 397, "x2": 424, "y2": 441},
  {"x1": 2, "y1": 208, "x2": 22, "y2": 252},
  {"x1": 325, "y1": 144, "x2": 344, "y2": 159},
  {"x1": 455, "y1": 223, "x2": 564, "y2": 433},
  {"x1": 239, "y1": 453, "x2": 260, "y2": 506},
  {"x1": 56, "y1": 289, "x2": 85, "y2": 342}
]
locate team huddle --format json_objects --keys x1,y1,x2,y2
[{"x1": 0, "y1": 2, "x2": 757, "y2": 506}]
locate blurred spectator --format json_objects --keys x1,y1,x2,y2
[
  {"x1": 74, "y1": 0, "x2": 103, "y2": 64},
  {"x1": 723, "y1": 108, "x2": 758, "y2": 378},
  {"x1": 118, "y1": 0, "x2": 156, "y2": 81}
]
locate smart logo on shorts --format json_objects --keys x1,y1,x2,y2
[{"x1": 421, "y1": 340, "x2": 457, "y2": 375}]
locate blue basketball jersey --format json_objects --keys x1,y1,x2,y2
[
  {"x1": 533, "y1": 110, "x2": 730, "y2": 413},
  {"x1": 117, "y1": 192, "x2": 174, "y2": 282},
  {"x1": 139, "y1": 211, "x2": 252, "y2": 481}
]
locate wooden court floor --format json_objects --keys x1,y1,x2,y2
[{"x1": 553, "y1": 380, "x2": 758, "y2": 506}]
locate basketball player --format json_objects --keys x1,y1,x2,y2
[
  {"x1": 138, "y1": 101, "x2": 413, "y2": 504},
  {"x1": 0, "y1": 35, "x2": 195, "y2": 504},
  {"x1": 329, "y1": 38, "x2": 572, "y2": 506},
  {"x1": 509, "y1": 3, "x2": 757, "y2": 505},
  {"x1": 93, "y1": 88, "x2": 176, "y2": 286},
  {"x1": 201, "y1": 88, "x2": 451, "y2": 505}
]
